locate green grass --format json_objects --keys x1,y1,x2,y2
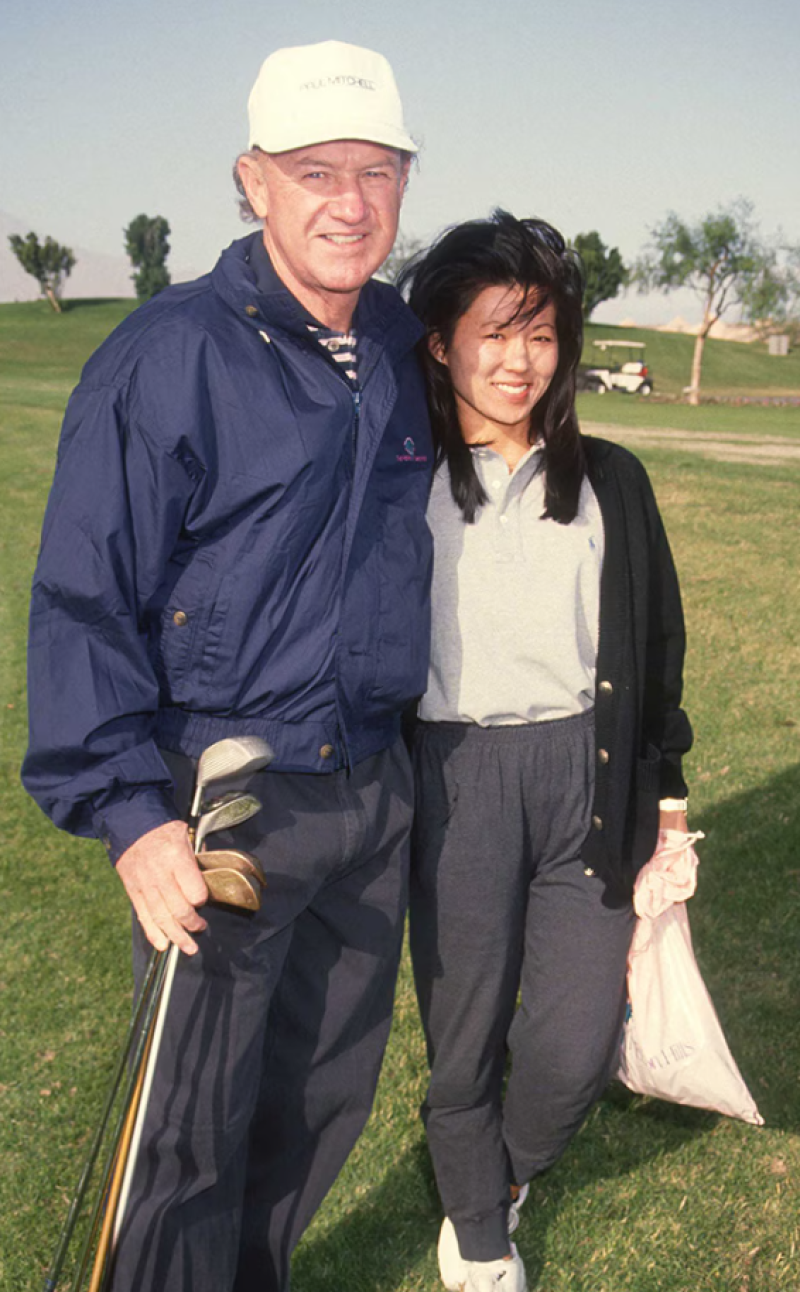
[
  {"x1": 577, "y1": 394, "x2": 800, "y2": 437},
  {"x1": 2, "y1": 302, "x2": 800, "y2": 1291}
]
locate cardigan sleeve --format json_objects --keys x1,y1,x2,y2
[{"x1": 636, "y1": 460, "x2": 693, "y2": 797}]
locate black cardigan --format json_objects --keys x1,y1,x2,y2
[{"x1": 582, "y1": 436, "x2": 693, "y2": 895}]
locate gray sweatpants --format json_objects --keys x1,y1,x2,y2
[
  {"x1": 409, "y1": 712, "x2": 635, "y2": 1261},
  {"x1": 109, "y1": 739, "x2": 413, "y2": 1292}
]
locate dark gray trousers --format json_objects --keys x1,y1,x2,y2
[
  {"x1": 409, "y1": 713, "x2": 635, "y2": 1262},
  {"x1": 110, "y1": 739, "x2": 413, "y2": 1292}
]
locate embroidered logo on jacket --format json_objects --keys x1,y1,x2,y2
[{"x1": 397, "y1": 436, "x2": 428, "y2": 464}]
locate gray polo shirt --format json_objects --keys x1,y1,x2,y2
[{"x1": 419, "y1": 444, "x2": 604, "y2": 725}]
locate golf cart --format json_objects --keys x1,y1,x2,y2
[{"x1": 579, "y1": 340, "x2": 654, "y2": 396}]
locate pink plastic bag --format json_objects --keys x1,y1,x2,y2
[{"x1": 617, "y1": 830, "x2": 763, "y2": 1126}]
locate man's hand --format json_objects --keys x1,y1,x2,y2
[{"x1": 116, "y1": 821, "x2": 209, "y2": 955}]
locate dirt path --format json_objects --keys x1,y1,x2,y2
[{"x1": 581, "y1": 422, "x2": 800, "y2": 466}]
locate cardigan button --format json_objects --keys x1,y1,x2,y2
[
  {"x1": 245, "y1": 305, "x2": 259, "y2": 318},
  {"x1": 173, "y1": 610, "x2": 188, "y2": 627},
  {"x1": 597, "y1": 748, "x2": 610, "y2": 765},
  {"x1": 592, "y1": 815, "x2": 604, "y2": 831},
  {"x1": 598, "y1": 680, "x2": 613, "y2": 694},
  {"x1": 319, "y1": 744, "x2": 335, "y2": 760}
]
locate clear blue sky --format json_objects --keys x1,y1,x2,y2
[{"x1": 3, "y1": 0, "x2": 798, "y2": 322}]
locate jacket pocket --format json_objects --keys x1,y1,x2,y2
[
  {"x1": 636, "y1": 742, "x2": 662, "y2": 793},
  {"x1": 151, "y1": 547, "x2": 218, "y2": 700}
]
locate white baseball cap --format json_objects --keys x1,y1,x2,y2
[{"x1": 247, "y1": 40, "x2": 418, "y2": 155}]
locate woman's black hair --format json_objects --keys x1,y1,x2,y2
[{"x1": 398, "y1": 210, "x2": 586, "y2": 523}]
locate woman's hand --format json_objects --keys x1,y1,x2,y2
[{"x1": 658, "y1": 807, "x2": 688, "y2": 835}]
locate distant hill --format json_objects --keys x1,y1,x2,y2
[{"x1": 0, "y1": 212, "x2": 200, "y2": 304}]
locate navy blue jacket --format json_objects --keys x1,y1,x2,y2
[{"x1": 23, "y1": 234, "x2": 433, "y2": 860}]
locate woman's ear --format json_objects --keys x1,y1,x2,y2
[{"x1": 428, "y1": 332, "x2": 448, "y2": 366}]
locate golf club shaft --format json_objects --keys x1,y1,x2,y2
[
  {"x1": 110, "y1": 942, "x2": 180, "y2": 1249},
  {"x1": 67, "y1": 949, "x2": 170, "y2": 1292},
  {"x1": 87, "y1": 1017, "x2": 156, "y2": 1292},
  {"x1": 42, "y1": 948, "x2": 161, "y2": 1292}
]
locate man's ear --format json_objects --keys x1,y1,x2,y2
[
  {"x1": 237, "y1": 153, "x2": 270, "y2": 220},
  {"x1": 428, "y1": 332, "x2": 448, "y2": 365}
]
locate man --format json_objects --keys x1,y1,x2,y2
[{"x1": 23, "y1": 40, "x2": 432, "y2": 1292}]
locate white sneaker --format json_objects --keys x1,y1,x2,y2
[
  {"x1": 438, "y1": 1216, "x2": 469, "y2": 1290},
  {"x1": 464, "y1": 1245, "x2": 527, "y2": 1291},
  {"x1": 438, "y1": 1189, "x2": 530, "y2": 1290},
  {"x1": 437, "y1": 1219, "x2": 527, "y2": 1291}
]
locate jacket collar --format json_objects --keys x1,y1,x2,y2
[{"x1": 211, "y1": 233, "x2": 423, "y2": 361}]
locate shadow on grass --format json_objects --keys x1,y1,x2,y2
[
  {"x1": 60, "y1": 297, "x2": 136, "y2": 311},
  {"x1": 516, "y1": 1088, "x2": 717, "y2": 1288},
  {"x1": 690, "y1": 761, "x2": 800, "y2": 1132},
  {"x1": 292, "y1": 1138, "x2": 440, "y2": 1291}
]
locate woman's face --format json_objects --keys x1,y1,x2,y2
[{"x1": 432, "y1": 284, "x2": 559, "y2": 446}]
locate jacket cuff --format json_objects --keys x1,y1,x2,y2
[{"x1": 92, "y1": 788, "x2": 180, "y2": 864}]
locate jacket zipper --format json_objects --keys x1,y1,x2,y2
[
  {"x1": 352, "y1": 388, "x2": 361, "y2": 466},
  {"x1": 327, "y1": 382, "x2": 361, "y2": 774}
]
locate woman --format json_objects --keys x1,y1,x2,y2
[{"x1": 399, "y1": 212, "x2": 693, "y2": 1292}]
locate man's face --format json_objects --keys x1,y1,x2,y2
[{"x1": 239, "y1": 140, "x2": 409, "y2": 329}]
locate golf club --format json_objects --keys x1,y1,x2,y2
[
  {"x1": 46, "y1": 736, "x2": 274, "y2": 1291},
  {"x1": 200, "y1": 866, "x2": 260, "y2": 910},
  {"x1": 194, "y1": 792, "x2": 261, "y2": 852},
  {"x1": 189, "y1": 735, "x2": 275, "y2": 822},
  {"x1": 104, "y1": 738, "x2": 274, "y2": 1280},
  {"x1": 196, "y1": 846, "x2": 267, "y2": 888},
  {"x1": 68, "y1": 951, "x2": 172, "y2": 1292},
  {"x1": 41, "y1": 951, "x2": 164, "y2": 1292},
  {"x1": 201, "y1": 788, "x2": 258, "y2": 813}
]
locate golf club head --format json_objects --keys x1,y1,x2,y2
[
  {"x1": 194, "y1": 793, "x2": 262, "y2": 852},
  {"x1": 190, "y1": 736, "x2": 275, "y2": 818},
  {"x1": 197, "y1": 846, "x2": 267, "y2": 888},
  {"x1": 203, "y1": 867, "x2": 261, "y2": 911},
  {"x1": 201, "y1": 789, "x2": 257, "y2": 813}
]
